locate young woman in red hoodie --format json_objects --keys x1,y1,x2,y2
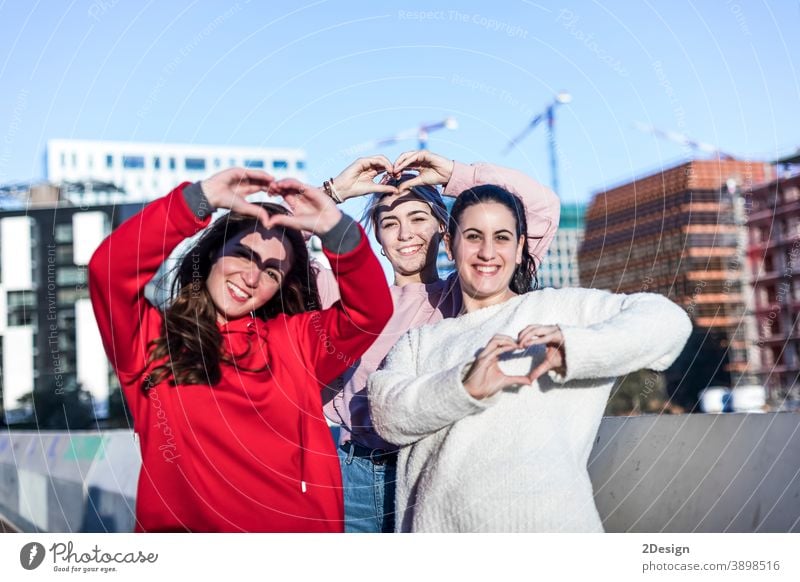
[{"x1": 89, "y1": 167, "x2": 393, "y2": 532}]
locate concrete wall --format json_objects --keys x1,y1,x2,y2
[
  {"x1": 0, "y1": 431, "x2": 138, "y2": 532},
  {"x1": 589, "y1": 413, "x2": 800, "y2": 532},
  {"x1": 1, "y1": 413, "x2": 798, "y2": 532}
]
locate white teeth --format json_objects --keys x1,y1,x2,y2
[
  {"x1": 399, "y1": 246, "x2": 422, "y2": 256},
  {"x1": 476, "y1": 265, "x2": 499, "y2": 273},
  {"x1": 227, "y1": 281, "x2": 249, "y2": 299}
]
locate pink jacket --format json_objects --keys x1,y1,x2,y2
[{"x1": 321, "y1": 161, "x2": 560, "y2": 449}]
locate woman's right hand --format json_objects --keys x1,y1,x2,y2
[
  {"x1": 201, "y1": 168, "x2": 276, "y2": 227},
  {"x1": 332, "y1": 156, "x2": 398, "y2": 201},
  {"x1": 462, "y1": 334, "x2": 532, "y2": 400}
]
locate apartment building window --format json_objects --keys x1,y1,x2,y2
[
  {"x1": 88, "y1": 155, "x2": 93, "y2": 170},
  {"x1": 296, "y1": 160, "x2": 306, "y2": 170},
  {"x1": 106, "y1": 154, "x2": 114, "y2": 169},
  {"x1": 214, "y1": 158, "x2": 221, "y2": 168},
  {"x1": 57, "y1": 310, "x2": 76, "y2": 353},
  {"x1": 185, "y1": 158, "x2": 206, "y2": 171},
  {"x1": 153, "y1": 156, "x2": 161, "y2": 170},
  {"x1": 772, "y1": 347, "x2": 783, "y2": 367},
  {"x1": 57, "y1": 287, "x2": 88, "y2": 306},
  {"x1": 55, "y1": 245, "x2": 73, "y2": 264},
  {"x1": 56, "y1": 266, "x2": 87, "y2": 287},
  {"x1": 60, "y1": 153, "x2": 66, "y2": 168},
  {"x1": 244, "y1": 160, "x2": 264, "y2": 169},
  {"x1": 764, "y1": 254, "x2": 775, "y2": 273},
  {"x1": 169, "y1": 157, "x2": 176, "y2": 170},
  {"x1": 7, "y1": 290, "x2": 35, "y2": 326},
  {"x1": 71, "y1": 153, "x2": 77, "y2": 168},
  {"x1": 123, "y1": 156, "x2": 145, "y2": 169},
  {"x1": 272, "y1": 160, "x2": 288, "y2": 170},
  {"x1": 54, "y1": 223, "x2": 73, "y2": 243}
]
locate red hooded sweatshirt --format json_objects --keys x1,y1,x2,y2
[{"x1": 89, "y1": 184, "x2": 392, "y2": 532}]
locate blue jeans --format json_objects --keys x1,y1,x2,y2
[{"x1": 337, "y1": 445, "x2": 396, "y2": 533}]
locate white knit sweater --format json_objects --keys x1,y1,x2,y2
[{"x1": 368, "y1": 288, "x2": 692, "y2": 532}]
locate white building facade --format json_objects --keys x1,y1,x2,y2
[
  {"x1": 0, "y1": 204, "x2": 123, "y2": 423},
  {"x1": 537, "y1": 202, "x2": 585, "y2": 289},
  {"x1": 46, "y1": 139, "x2": 307, "y2": 204}
]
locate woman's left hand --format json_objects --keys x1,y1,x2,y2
[
  {"x1": 392, "y1": 150, "x2": 455, "y2": 191},
  {"x1": 268, "y1": 178, "x2": 343, "y2": 235},
  {"x1": 517, "y1": 325, "x2": 566, "y2": 381}
]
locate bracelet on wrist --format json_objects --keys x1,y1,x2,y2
[{"x1": 323, "y1": 178, "x2": 343, "y2": 204}]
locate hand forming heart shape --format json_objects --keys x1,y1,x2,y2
[{"x1": 462, "y1": 325, "x2": 565, "y2": 400}]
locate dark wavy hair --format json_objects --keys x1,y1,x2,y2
[
  {"x1": 363, "y1": 173, "x2": 449, "y2": 243},
  {"x1": 142, "y1": 203, "x2": 320, "y2": 390},
  {"x1": 448, "y1": 185, "x2": 538, "y2": 294}
]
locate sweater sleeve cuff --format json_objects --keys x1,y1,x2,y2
[
  {"x1": 547, "y1": 325, "x2": 607, "y2": 384},
  {"x1": 319, "y1": 213, "x2": 361, "y2": 254},
  {"x1": 182, "y1": 181, "x2": 215, "y2": 220}
]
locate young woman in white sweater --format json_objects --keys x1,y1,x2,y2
[{"x1": 368, "y1": 184, "x2": 693, "y2": 532}]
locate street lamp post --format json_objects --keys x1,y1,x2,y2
[{"x1": 505, "y1": 92, "x2": 571, "y2": 196}]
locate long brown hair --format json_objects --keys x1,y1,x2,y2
[
  {"x1": 448, "y1": 185, "x2": 538, "y2": 293},
  {"x1": 142, "y1": 203, "x2": 320, "y2": 390}
]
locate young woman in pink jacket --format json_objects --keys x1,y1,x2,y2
[{"x1": 275, "y1": 150, "x2": 560, "y2": 532}]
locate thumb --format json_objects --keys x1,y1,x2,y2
[
  {"x1": 396, "y1": 175, "x2": 426, "y2": 192},
  {"x1": 370, "y1": 183, "x2": 399, "y2": 195},
  {"x1": 505, "y1": 374, "x2": 534, "y2": 387},
  {"x1": 527, "y1": 360, "x2": 554, "y2": 384},
  {"x1": 264, "y1": 213, "x2": 296, "y2": 230}
]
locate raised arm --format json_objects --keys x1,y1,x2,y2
[
  {"x1": 89, "y1": 169, "x2": 274, "y2": 376},
  {"x1": 517, "y1": 289, "x2": 693, "y2": 384},
  {"x1": 394, "y1": 151, "x2": 560, "y2": 266},
  {"x1": 88, "y1": 183, "x2": 211, "y2": 376},
  {"x1": 268, "y1": 179, "x2": 393, "y2": 387},
  {"x1": 368, "y1": 331, "x2": 494, "y2": 446},
  {"x1": 269, "y1": 160, "x2": 401, "y2": 309}
]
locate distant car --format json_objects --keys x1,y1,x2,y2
[
  {"x1": 730, "y1": 385, "x2": 767, "y2": 413},
  {"x1": 699, "y1": 386, "x2": 731, "y2": 413}
]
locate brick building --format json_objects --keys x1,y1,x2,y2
[
  {"x1": 747, "y1": 165, "x2": 800, "y2": 403},
  {"x1": 579, "y1": 159, "x2": 773, "y2": 407}
]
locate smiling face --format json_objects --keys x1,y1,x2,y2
[
  {"x1": 446, "y1": 201, "x2": 525, "y2": 310},
  {"x1": 205, "y1": 227, "x2": 295, "y2": 323},
  {"x1": 375, "y1": 193, "x2": 445, "y2": 285}
]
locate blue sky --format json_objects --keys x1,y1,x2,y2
[{"x1": 0, "y1": 0, "x2": 798, "y2": 214}]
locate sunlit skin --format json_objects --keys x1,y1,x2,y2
[
  {"x1": 446, "y1": 201, "x2": 566, "y2": 397},
  {"x1": 375, "y1": 193, "x2": 445, "y2": 286},
  {"x1": 445, "y1": 202, "x2": 525, "y2": 313},
  {"x1": 205, "y1": 227, "x2": 294, "y2": 323}
]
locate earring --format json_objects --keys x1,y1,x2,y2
[{"x1": 380, "y1": 248, "x2": 386, "y2": 257}]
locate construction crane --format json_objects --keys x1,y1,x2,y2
[
  {"x1": 504, "y1": 91, "x2": 572, "y2": 196},
  {"x1": 349, "y1": 117, "x2": 459, "y2": 153},
  {"x1": 633, "y1": 122, "x2": 736, "y2": 160}
]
